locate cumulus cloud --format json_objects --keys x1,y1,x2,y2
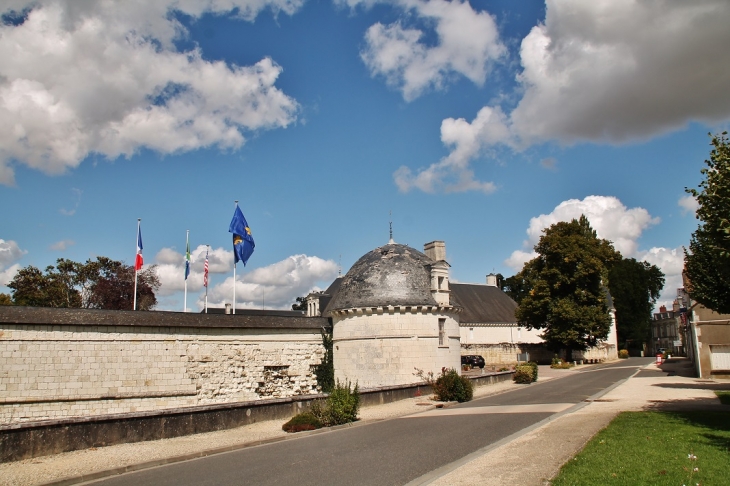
[
  {"x1": 504, "y1": 195, "x2": 684, "y2": 308},
  {"x1": 154, "y1": 245, "x2": 231, "y2": 296},
  {"x1": 0, "y1": 238, "x2": 26, "y2": 286},
  {"x1": 0, "y1": 1, "x2": 301, "y2": 185},
  {"x1": 357, "y1": 0, "x2": 505, "y2": 102},
  {"x1": 397, "y1": 0, "x2": 730, "y2": 193},
  {"x1": 205, "y1": 254, "x2": 338, "y2": 310},
  {"x1": 49, "y1": 239, "x2": 75, "y2": 251},
  {"x1": 678, "y1": 195, "x2": 699, "y2": 215}
]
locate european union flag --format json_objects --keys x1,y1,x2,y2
[{"x1": 229, "y1": 205, "x2": 255, "y2": 266}]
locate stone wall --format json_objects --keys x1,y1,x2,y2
[
  {"x1": 333, "y1": 307, "x2": 461, "y2": 388},
  {"x1": 0, "y1": 307, "x2": 329, "y2": 425},
  {"x1": 461, "y1": 342, "x2": 617, "y2": 366}
]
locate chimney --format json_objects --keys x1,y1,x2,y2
[
  {"x1": 225, "y1": 303, "x2": 232, "y2": 315},
  {"x1": 423, "y1": 241, "x2": 446, "y2": 262},
  {"x1": 659, "y1": 305, "x2": 667, "y2": 313},
  {"x1": 486, "y1": 273, "x2": 498, "y2": 287}
]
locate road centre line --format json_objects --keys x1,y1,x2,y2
[{"x1": 403, "y1": 403, "x2": 575, "y2": 418}]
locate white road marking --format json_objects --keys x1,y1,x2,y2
[{"x1": 403, "y1": 403, "x2": 575, "y2": 418}]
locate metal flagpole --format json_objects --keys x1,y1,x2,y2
[
  {"x1": 184, "y1": 229, "x2": 189, "y2": 312},
  {"x1": 233, "y1": 200, "x2": 238, "y2": 315},
  {"x1": 204, "y1": 245, "x2": 209, "y2": 314},
  {"x1": 133, "y1": 218, "x2": 140, "y2": 311}
]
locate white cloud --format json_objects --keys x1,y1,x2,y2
[
  {"x1": 394, "y1": 105, "x2": 508, "y2": 193},
  {"x1": 0, "y1": 1, "x2": 301, "y2": 185},
  {"x1": 678, "y1": 195, "x2": 699, "y2": 215},
  {"x1": 0, "y1": 238, "x2": 26, "y2": 286},
  {"x1": 59, "y1": 188, "x2": 82, "y2": 216},
  {"x1": 358, "y1": 0, "x2": 505, "y2": 102},
  {"x1": 398, "y1": 0, "x2": 730, "y2": 193},
  {"x1": 504, "y1": 195, "x2": 684, "y2": 309},
  {"x1": 635, "y1": 246, "x2": 685, "y2": 308},
  {"x1": 154, "y1": 245, "x2": 232, "y2": 296},
  {"x1": 49, "y1": 239, "x2": 75, "y2": 251},
  {"x1": 204, "y1": 254, "x2": 338, "y2": 310}
]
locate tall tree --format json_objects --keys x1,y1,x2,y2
[
  {"x1": 7, "y1": 257, "x2": 159, "y2": 310},
  {"x1": 8, "y1": 264, "x2": 82, "y2": 308},
  {"x1": 0, "y1": 293, "x2": 13, "y2": 305},
  {"x1": 684, "y1": 132, "x2": 730, "y2": 313},
  {"x1": 607, "y1": 258, "x2": 665, "y2": 349},
  {"x1": 514, "y1": 216, "x2": 620, "y2": 360}
]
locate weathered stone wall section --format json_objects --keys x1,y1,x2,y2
[{"x1": 0, "y1": 307, "x2": 327, "y2": 425}]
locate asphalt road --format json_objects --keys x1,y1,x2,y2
[{"x1": 88, "y1": 359, "x2": 652, "y2": 486}]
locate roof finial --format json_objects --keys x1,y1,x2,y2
[{"x1": 388, "y1": 210, "x2": 394, "y2": 244}]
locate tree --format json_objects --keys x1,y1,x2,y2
[
  {"x1": 8, "y1": 264, "x2": 81, "y2": 308},
  {"x1": 291, "y1": 296, "x2": 307, "y2": 311},
  {"x1": 607, "y1": 258, "x2": 664, "y2": 349},
  {"x1": 7, "y1": 257, "x2": 160, "y2": 311},
  {"x1": 684, "y1": 132, "x2": 730, "y2": 313},
  {"x1": 514, "y1": 216, "x2": 620, "y2": 361},
  {"x1": 0, "y1": 293, "x2": 13, "y2": 305},
  {"x1": 503, "y1": 273, "x2": 531, "y2": 304}
]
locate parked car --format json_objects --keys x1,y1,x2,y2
[{"x1": 461, "y1": 355, "x2": 485, "y2": 369}]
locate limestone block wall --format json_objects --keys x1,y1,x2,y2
[
  {"x1": 461, "y1": 342, "x2": 617, "y2": 366},
  {"x1": 332, "y1": 307, "x2": 461, "y2": 388},
  {"x1": 0, "y1": 307, "x2": 327, "y2": 425},
  {"x1": 459, "y1": 325, "x2": 543, "y2": 346}
]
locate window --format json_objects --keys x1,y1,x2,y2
[{"x1": 438, "y1": 319, "x2": 445, "y2": 346}]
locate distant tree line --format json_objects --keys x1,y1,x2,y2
[{"x1": 1, "y1": 257, "x2": 160, "y2": 311}]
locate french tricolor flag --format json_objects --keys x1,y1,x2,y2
[{"x1": 135, "y1": 220, "x2": 143, "y2": 271}]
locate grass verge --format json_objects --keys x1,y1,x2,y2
[
  {"x1": 551, "y1": 411, "x2": 730, "y2": 486},
  {"x1": 716, "y1": 391, "x2": 730, "y2": 405}
]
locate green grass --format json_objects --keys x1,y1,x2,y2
[
  {"x1": 716, "y1": 391, "x2": 730, "y2": 405},
  {"x1": 551, "y1": 411, "x2": 730, "y2": 486}
]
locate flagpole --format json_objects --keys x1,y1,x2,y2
[
  {"x1": 133, "y1": 218, "x2": 140, "y2": 311},
  {"x1": 233, "y1": 200, "x2": 238, "y2": 315},
  {"x1": 204, "y1": 244, "x2": 209, "y2": 314},
  {"x1": 184, "y1": 229, "x2": 189, "y2": 313}
]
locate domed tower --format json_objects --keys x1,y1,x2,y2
[{"x1": 327, "y1": 242, "x2": 461, "y2": 388}]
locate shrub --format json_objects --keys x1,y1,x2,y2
[
  {"x1": 514, "y1": 364, "x2": 534, "y2": 384},
  {"x1": 310, "y1": 380, "x2": 360, "y2": 427},
  {"x1": 433, "y1": 368, "x2": 473, "y2": 402},
  {"x1": 618, "y1": 349, "x2": 630, "y2": 359},
  {"x1": 282, "y1": 412, "x2": 322, "y2": 433},
  {"x1": 551, "y1": 355, "x2": 562, "y2": 366},
  {"x1": 526, "y1": 361, "x2": 538, "y2": 381}
]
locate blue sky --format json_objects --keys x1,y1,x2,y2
[{"x1": 1, "y1": 0, "x2": 728, "y2": 312}]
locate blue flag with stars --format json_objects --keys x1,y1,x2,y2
[{"x1": 229, "y1": 205, "x2": 255, "y2": 266}]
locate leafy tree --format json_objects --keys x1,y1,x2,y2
[
  {"x1": 291, "y1": 296, "x2": 307, "y2": 311},
  {"x1": 514, "y1": 216, "x2": 620, "y2": 361},
  {"x1": 7, "y1": 257, "x2": 159, "y2": 310},
  {"x1": 684, "y1": 132, "x2": 730, "y2": 313},
  {"x1": 0, "y1": 293, "x2": 13, "y2": 305},
  {"x1": 503, "y1": 272, "x2": 531, "y2": 304},
  {"x1": 607, "y1": 258, "x2": 664, "y2": 349},
  {"x1": 8, "y1": 264, "x2": 81, "y2": 308}
]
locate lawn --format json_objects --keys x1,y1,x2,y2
[{"x1": 551, "y1": 411, "x2": 730, "y2": 486}]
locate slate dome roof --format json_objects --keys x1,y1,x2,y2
[{"x1": 327, "y1": 243, "x2": 437, "y2": 311}]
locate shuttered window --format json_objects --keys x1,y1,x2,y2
[{"x1": 710, "y1": 344, "x2": 730, "y2": 371}]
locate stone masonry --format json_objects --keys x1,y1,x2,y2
[{"x1": 0, "y1": 307, "x2": 328, "y2": 425}]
